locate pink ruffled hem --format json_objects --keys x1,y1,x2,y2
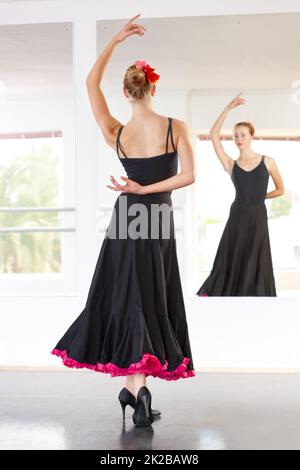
[{"x1": 50, "y1": 349, "x2": 196, "y2": 381}]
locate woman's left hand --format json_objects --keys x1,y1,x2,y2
[
  {"x1": 107, "y1": 175, "x2": 145, "y2": 195},
  {"x1": 114, "y1": 14, "x2": 146, "y2": 44}
]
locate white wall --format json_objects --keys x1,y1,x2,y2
[{"x1": 2, "y1": 295, "x2": 300, "y2": 372}]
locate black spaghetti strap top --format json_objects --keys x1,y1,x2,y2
[
  {"x1": 115, "y1": 117, "x2": 178, "y2": 187},
  {"x1": 231, "y1": 155, "x2": 269, "y2": 205}
]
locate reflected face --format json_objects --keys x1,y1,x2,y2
[{"x1": 233, "y1": 126, "x2": 252, "y2": 149}]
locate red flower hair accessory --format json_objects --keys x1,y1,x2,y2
[{"x1": 134, "y1": 60, "x2": 160, "y2": 84}]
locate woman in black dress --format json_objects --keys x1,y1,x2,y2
[
  {"x1": 51, "y1": 14, "x2": 196, "y2": 426},
  {"x1": 196, "y1": 93, "x2": 284, "y2": 297}
]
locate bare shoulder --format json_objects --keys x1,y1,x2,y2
[
  {"x1": 105, "y1": 121, "x2": 124, "y2": 152},
  {"x1": 171, "y1": 117, "x2": 190, "y2": 133},
  {"x1": 170, "y1": 118, "x2": 191, "y2": 148},
  {"x1": 264, "y1": 155, "x2": 275, "y2": 165}
]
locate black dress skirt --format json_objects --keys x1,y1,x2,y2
[
  {"x1": 196, "y1": 155, "x2": 277, "y2": 296},
  {"x1": 51, "y1": 117, "x2": 196, "y2": 381}
]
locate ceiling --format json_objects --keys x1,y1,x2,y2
[{"x1": 0, "y1": 12, "x2": 299, "y2": 95}]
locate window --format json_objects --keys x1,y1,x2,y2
[{"x1": 0, "y1": 23, "x2": 76, "y2": 296}]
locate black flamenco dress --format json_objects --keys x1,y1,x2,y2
[
  {"x1": 51, "y1": 117, "x2": 196, "y2": 380},
  {"x1": 196, "y1": 155, "x2": 276, "y2": 296}
]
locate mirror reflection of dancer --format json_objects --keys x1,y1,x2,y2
[
  {"x1": 51, "y1": 14, "x2": 196, "y2": 427},
  {"x1": 196, "y1": 93, "x2": 284, "y2": 297}
]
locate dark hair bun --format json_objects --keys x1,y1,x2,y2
[{"x1": 123, "y1": 64, "x2": 153, "y2": 100}]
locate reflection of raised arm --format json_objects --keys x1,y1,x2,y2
[
  {"x1": 209, "y1": 93, "x2": 246, "y2": 174},
  {"x1": 85, "y1": 14, "x2": 146, "y2": 148}
]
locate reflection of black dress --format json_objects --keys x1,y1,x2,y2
[
  {"x1": 51, "y1": 117, "x2": 196, "y2": 381},
  {"x1": 196, "y1": 155, "x2": 277, "y2": 296}
]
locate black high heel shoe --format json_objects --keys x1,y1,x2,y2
[
  {"x1": 118, "y1": 387, "x2": 161, "y2": 420},
  {"x1": 132, "y1": 386, "x2": 154, "y2": 427}
]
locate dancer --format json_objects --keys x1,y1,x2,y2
[
  {"x1": 196, "y1": 93, "x2": 284, "y2": 296},
  {"x1": 51, "y1": 14, "x2": 196, "y2": 427}
]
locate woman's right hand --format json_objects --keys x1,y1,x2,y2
[
  {"x1": 227, "y1": 92, "x2": 246, "y2": 110},
  {"x1": 114, "y1": 14, "x2": 146, "y2": 44}
]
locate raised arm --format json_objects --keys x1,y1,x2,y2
[
  {"x1": 107, "y1": 119, "x2": 196, "y2": 194},
  {"x1": 209, "y1": 93, "x2": 246, "y2": 174},
  {"x1": 85, "y1": 14, "x2": 146, "y2": 148}
]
